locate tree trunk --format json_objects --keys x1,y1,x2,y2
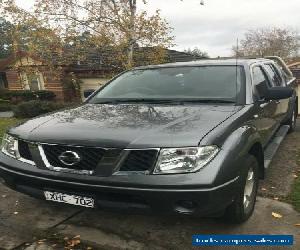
[
  {"x1": 127, "y1": 42, "x2": 134, "y2": 68},
  {"x1": 127, "y1": 0, "x2": 136, "y2": 68}
]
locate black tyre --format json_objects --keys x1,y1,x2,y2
[{"x1": 222, "y1": 155, "x2": 259, "y2": 224}]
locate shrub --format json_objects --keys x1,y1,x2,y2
[
  {"x1": 13, "y1": 100, "x2": 68, "y2": 118},
  {"x1": 0, "y1": 99, "x2": 10, "y2": 104},
  {"x1": 9, "y1": 90, "x2": 36, "y2": 102},
  {"x1": 0, "y1": 103, "x2": 12, "y2": 112},
  {"x1": 0, "y1": 90, "x2": 11, "y2": 100},
  {"x1": 6, "y1": 90, "x2": 56, "y2": 103},
  {"x1": 34, "y1": 90, "x2": 56, "y2": 101},
  {"x1": 0, "y1": 99, "x2": 12, "y2": 111}
]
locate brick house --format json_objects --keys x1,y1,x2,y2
[
  {"x1": 0, "y1": 49, "x2": 202, "y2": 102},
  {"x1": 0, "y1": 51, "x2": 111, "y2": 102}
]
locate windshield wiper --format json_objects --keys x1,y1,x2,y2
[
  {"x1": 179, "y1": 99, "x2": 236, "y2": 104},
  {"x1": 93, "y1": 99, "x2": 236, "y2": 105},
  {"x1": 93, "y1": 99, "x2": 183, "y2": 104}
]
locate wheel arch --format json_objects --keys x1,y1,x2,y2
[
  {"x1": 215, "y1": 125, "x2": 264, "y2": 184},
  {"x1": 248, "y1": 142, "x2": 264, "y2": 179}
]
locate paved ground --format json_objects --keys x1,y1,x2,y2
[
  {"x1": 0, "y1": 112, "x2": 13, "y2": 118},
  {"x1": 0, "y1": 122, "x2": 300, "y2": 250},
  {"x1": 259, "y1": 124, "x2": 300, "y2": 199}
]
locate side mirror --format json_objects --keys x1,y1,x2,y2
[
  {"x1": 256, "y1": 81, "x2": 293, "y2": 101},
  {"x1": 83, "y1": 89, "x2": 95, "y2": 98},
  {"x1": 265, "y1": 87, "x2": 293, "y2": 100}
]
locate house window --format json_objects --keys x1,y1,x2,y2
[
  {"x1": 28, "y1": 74, "x2": 41, "y2": 91},
  {"x1": 21, "y1": 72, "x2": 45, "y2": 91}
]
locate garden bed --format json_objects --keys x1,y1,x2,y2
[{"x1": 0, "y1": 118, "x2": 21, "y2": 140}]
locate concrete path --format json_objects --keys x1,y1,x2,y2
[
  {"x1": 259, "y1": 121, "x2": 300, "y2": 199},
  {"x1": 0, "y1": 179, "x2": 80, "y2": 250},
  {"x1": 1, "y1": 188, "x2": 299, "y2": 250},
  {"x1": 0, "y1": 111, "x2": 13, "y2": 118},
  {"x1": 56, "y1": 197, "x2": 300, "y2": 250}
]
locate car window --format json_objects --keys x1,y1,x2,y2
[
  {"x1": 89, "y1": 66, "x2": 245, "y2": 103},
  {"x1": 252, "y1": 66, "x2": 269, "y2": 86},
  {"x1": 264, "y1": 64, "x2": 282, "y2": 87},
  {"x1": 280, "y1": 70, "x2": 289, "y2": 85},
  {"x1": 252, "y1": 66, "x2": 270, "y2": 100},
  {"x1": 274, "y1": 64, "x2": 288, "y2": 86}
]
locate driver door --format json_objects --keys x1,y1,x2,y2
[{"x1": 252, "y1": 65, "x2": 279, "y2": 147}]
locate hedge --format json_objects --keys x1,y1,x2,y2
[
  {"x1": 0, "y1": 90, "x2": 11, "y2": 100},
  {"x1": 0, "y1": 103, "x2": 12, "y2": 112},
  {"x1": 13, "y1": 100, "x2": 69, "y2": 118},
  {"x1": 34, "y1": 90, "x2": 56, "y2": 101},
  {"x1": 0, "y1": 90, "x2": 56, "y2": 103},
  {"x1": 9, "y1": 90, "x2": 35, "y2": 102},
  {"x1": 0, "y1": 99, "x2": 13, "y2": 111}
]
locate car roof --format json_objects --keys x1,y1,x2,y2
[{"x1": 134, "y1": 58, "x2": 274, "y2": 70}]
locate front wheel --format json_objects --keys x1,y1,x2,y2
[{"x1": 222, "y1": 155, "x2": 259, "y2": 223}]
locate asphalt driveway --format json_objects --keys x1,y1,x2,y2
[{"x1": 0, "y1": 123, "x2": 300, "y2": 250}]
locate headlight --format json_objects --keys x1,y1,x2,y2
[
  {"x1": 1, "y1": 134, "x2": 18, "y2": 158},
  {"x1": 154, "y1": 146, "x2": 219, "y2": 174}
]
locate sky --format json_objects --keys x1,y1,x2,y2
[{"x1": 16, "y1": 0, "x2": 300, "y2": 57}]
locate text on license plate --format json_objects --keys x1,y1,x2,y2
[{"x1": 44, "y1": 191, "x2": 94, "y2": 208}]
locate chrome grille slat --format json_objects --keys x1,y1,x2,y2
[
  {"x1": 41, "y1": 144, "x2": 106, "y2": 171},
  {"x1": 17, "y1": 141, "x2": 160, "y2": 175}
]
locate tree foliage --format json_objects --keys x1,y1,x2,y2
[
  {"x1": 0, "y1": 0, "x2": 174, "y2": 70},
  {"x1": 0, "y1": 17, "x2": 13, "y2": 58},
  {"x1": 233, "y1": 27, "x2": 299, "y2": 58},
  {"x1": 184, "y1": 47, "x2": 209, "y2": 58}
]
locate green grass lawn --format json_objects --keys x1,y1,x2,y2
[
  {"x1": 290, "y1": 152, "x2": 300, "y2": 212},
  {"x1": 291, "y1": 178, "x2": 300, "y2": 212},
  {"x1": 0, "y1": 118, "x2": 21, "y2": 140}
]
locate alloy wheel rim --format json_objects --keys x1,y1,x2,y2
[{"x1": 243, "y1": 167, "x2": 255, "y2": 209}]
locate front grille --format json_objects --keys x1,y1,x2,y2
[
  {"x1": 18, "y1": 140, "x2": 33, "y2": 161},
  {"x1": 120, "y1": 150, "x2": 158, "y2": 172},
  {"x1": 42, "y1": 144, "x2": 106, "y2": 171}
]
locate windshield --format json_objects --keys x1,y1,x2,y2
[{"x1": 89, "y1": 66, "x2": 245, "y2": 104}]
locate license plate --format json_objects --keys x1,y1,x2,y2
[{"x1": 44, "y1": 191, "x2": 94, "y2": 208}]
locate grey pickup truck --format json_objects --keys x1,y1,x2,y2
[{"x1": 0, "y1": 57, "x2": 297, "y2": 223}]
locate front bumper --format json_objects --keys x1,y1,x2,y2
[{"x1": 0, "y1": 153, "x2": 240, "y2": 216}]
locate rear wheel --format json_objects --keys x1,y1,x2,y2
[{"x1": 222, "y1": 155, "x2": 259, "y2": 223}]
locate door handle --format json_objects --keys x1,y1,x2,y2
[{"x1": 260, "y1": 101, "x2": 271, "y2": 108}]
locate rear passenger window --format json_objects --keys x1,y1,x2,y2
[
  {"x1": 275, "y1": 65, "x2": 288, "y2": 86},
  {"x1": 264, "y1": 64, "x2": 282, "y2": 86}
]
